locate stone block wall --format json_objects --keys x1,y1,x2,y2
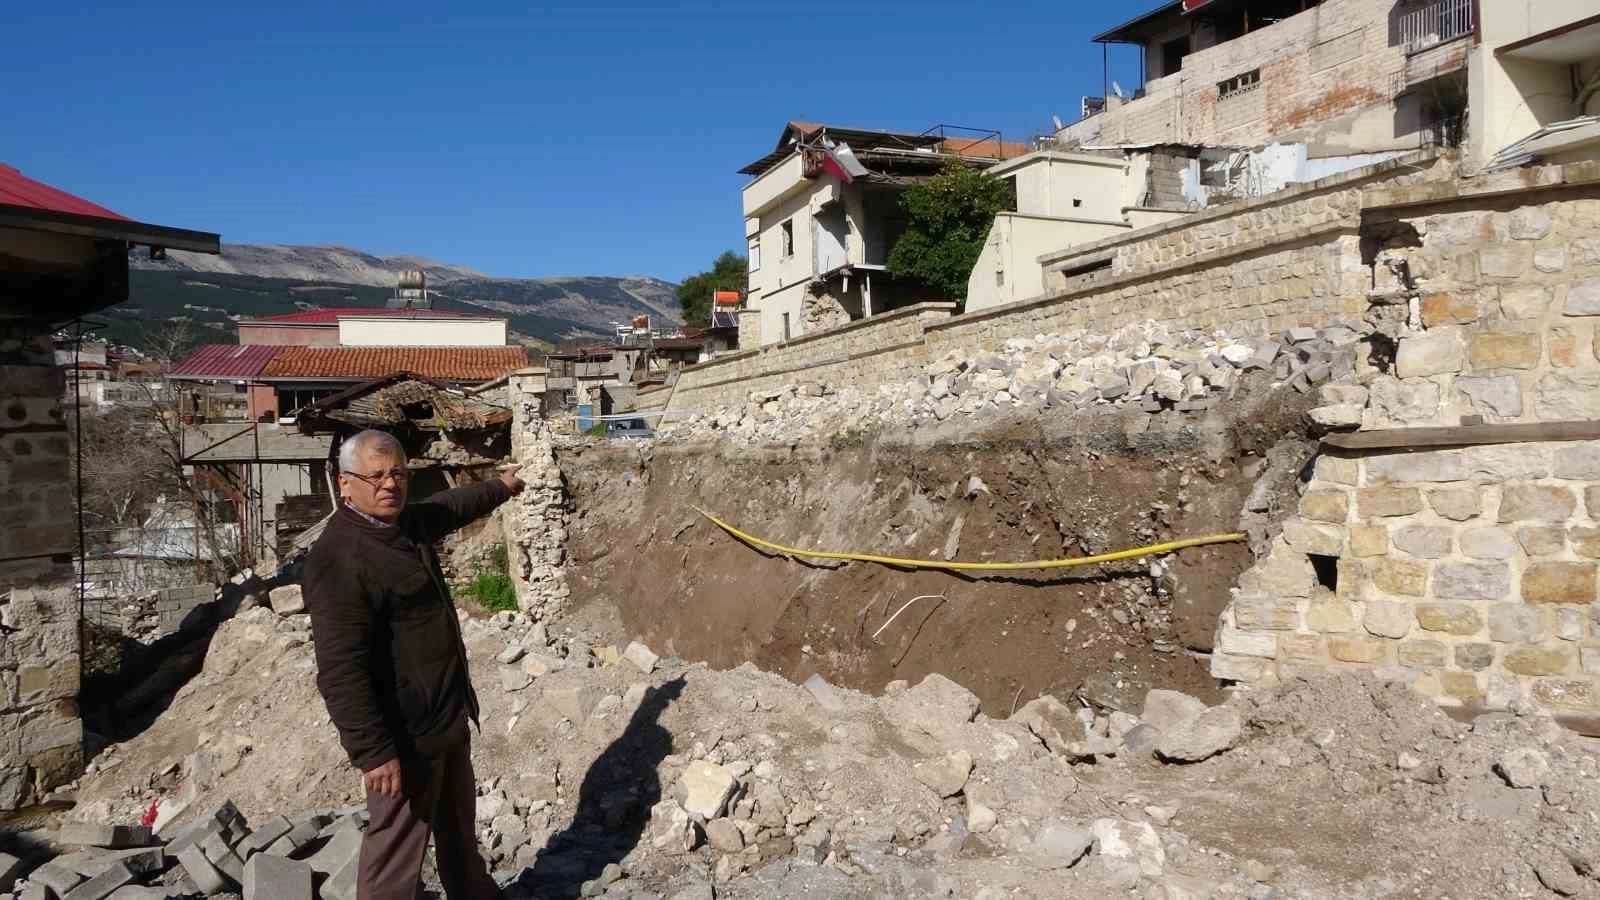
[
  {"x1": 1, "y1": 326, "x2": 83, "y2": 812},
  {"x1": 666, "y1": 303, "x2": 956, "y2": 414},
  {"x1": 1214, "y1": 444, "x2": 1600, "y2": 712},
  {"x1": 925, "y1": 155, "x2": 1444, "y2": 356},
  {"x1": 0, "y1": 586, "x2": 82, "y2": 809},
  {"x1": 665, "y1": 157, "x2": 1445, "y2": 420},
  {"x1": 1214, "y1": 162, "x2": 1600, "y2": 714},
  {"x1": 1362, "y1": 175, "x2": 1600, "y2": 429}
]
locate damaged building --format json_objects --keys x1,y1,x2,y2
[
  {"x1": 738, "y1": 121, "x2": 1026, "y2": 346},
  {"x1": 0, "y1": 163, "x2": 219, "y2": 813}
]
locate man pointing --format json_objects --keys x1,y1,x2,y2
[{"x1": 304, "y1": 429, "x2": 523, "y2": 900}]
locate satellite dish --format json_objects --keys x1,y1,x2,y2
[
  {"x1": 1052, "y1": 114, "x2": 1064, "y2": 131},
  {"x1": 1112, "y1": 81, "x2": 1126, "y2": 99}
]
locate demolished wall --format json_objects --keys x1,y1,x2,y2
[
  {"x1": 1215, "y1": 162, "x2": 1600, "y2": 714},
  {"x1": 505, "y1": 368, "x2": 569, "y2": 618}
]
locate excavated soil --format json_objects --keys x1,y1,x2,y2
[{"x1": 560, "y1": 393, "x2": 1313, "y2": 718}]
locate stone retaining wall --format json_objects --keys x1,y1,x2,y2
[
  {"x1": 665, "y1": 158, "x2": 1446, "y2": 417},
  {"x1": 666, "y1": 303, "x2": 957, "y2": 414},
  {"x1": 1214, "y1": 161, "x2": 1600, "y2": 714}
]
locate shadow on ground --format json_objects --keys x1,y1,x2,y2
[
  {"x1": 79, "y1": 575, "x2": 286, "y2": 747},
  {"x1": 517, "y1": 677, "x2": 686, "y2": 899}
]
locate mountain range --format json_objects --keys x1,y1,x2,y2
[{"x1": 110, "y1": 244, "x2": 681, "y2": 351}]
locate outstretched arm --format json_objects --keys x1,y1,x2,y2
[{"x1": 408, "y1": 472, "x2": 524, "y2": 543}]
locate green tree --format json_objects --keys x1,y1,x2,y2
[
  {"x1": 887, "y1": 161, "x2": 1015, "y2": 301},
  {"x1": 677, "y1": 251, "x2": 747, "y2": 328}
]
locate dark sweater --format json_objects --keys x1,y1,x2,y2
[{"x1": 303, "y1": 479, "x2": 513, "y2": 771}]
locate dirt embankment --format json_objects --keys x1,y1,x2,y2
[{"x1": 560, "y1": 391, "x2": 1313, "y2": 718}]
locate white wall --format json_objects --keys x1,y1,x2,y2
[
  {"x1": 965, "y1": 213, "x2": 1132, "y2": 312},
  {"x1": 1469, "y1": 0, "x2": 1600, "y2": 165},
  {"x1": 337, "y1": 317, "x2": 507, "y2": 347},
  {"x1": 996, "y1": 151, "x2": 1134, "y2": 220}
]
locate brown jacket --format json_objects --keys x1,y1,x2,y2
[{"x1": 304, "y1": 479, "x2": 512, "y2": 770}]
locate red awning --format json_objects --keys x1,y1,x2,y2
[{"x1": 1182, "y1": 0, "x2": 1215, "y2": 10}]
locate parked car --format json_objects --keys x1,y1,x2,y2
[{"x1": 606, "y1": 417, "x2": 653, "y2": 439}]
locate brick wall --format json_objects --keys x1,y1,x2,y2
[
  {"x1": 0, "y1": 325, "x2": 83, "y2": 812},
  {"x1": 1212, "y1": 160, "x2": 1600, "y2": 715},
  {"x1": 1059, "y1": 0, "x2": 1434, "y2": 153}
]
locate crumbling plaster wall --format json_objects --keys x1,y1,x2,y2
[
  {"x1": 1059, "y1": 0, "x2": 1431, "y2": 154},
  {"x1": 0, "y1": 326, "x2": 83, "y2": 812},
  {"x1": 1214, "y1": 161, "x2": 1600, "y2": 715}
]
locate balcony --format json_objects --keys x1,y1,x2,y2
[{"x1": 1398, "y1": 0, "x2": 1475, "y2": 55}]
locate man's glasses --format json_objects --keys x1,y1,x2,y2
[{"x1": 345, "y1": 468, "x2": 409, "y2": 488}]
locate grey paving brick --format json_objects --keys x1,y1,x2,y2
[{"x1": 241, "y1": 855, "x2": 312, "y2": 900}]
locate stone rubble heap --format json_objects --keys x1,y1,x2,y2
[
  {"x1": 660, "y1": 321, "x2": 1367, "y2": 445},
  {"x1": 53, "y1": 601, "x2": 1600, "y2": 899}
]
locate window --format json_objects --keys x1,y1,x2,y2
[
  {"x1": 1217, "y1": 69, "x2": 1261, "y2": 100},
  {"x1": 1161, "y1": 36, "x2": 1189, "y2": 76},
  {"x1": 781, "y1": 220, "x2": 795, "y2": 258},
  {"x1": 749, "y1": 238, "x2": 761, "y2": 272},
  {"x1": 781, "y1": 312, "x2": 791, "y2": 342}
]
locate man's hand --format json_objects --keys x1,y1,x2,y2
[
  {"x1": 363, "y1": 758, "x2": 402, "y2": 798},
  {"x1": 499, "y1": 471, "x2": 526, "y2": 496}
]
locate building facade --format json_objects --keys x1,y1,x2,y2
[
  {"x1": 1061, "y1": 0, "x2": 1472, "y2": 154},
  {"x1": 739, "y1": 122, "x2": 1023, "y2": 347}
]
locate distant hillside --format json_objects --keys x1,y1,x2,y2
[
  {"x1": 114, "y1": 244, "x2": 682, "y2": 352},
  {"x1": 134, "y1": 244, "x2": 486, "y2": 287}
]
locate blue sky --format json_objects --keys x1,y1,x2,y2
[{"x1": 5, "y1": 1, "x2": 1149, "y2": 282}]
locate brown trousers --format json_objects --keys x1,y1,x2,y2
[{"x1": 358, "y1": 741, "x2": 500, "y2": 900}]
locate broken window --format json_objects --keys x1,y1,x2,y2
[
  {"x1": 1161, "y1": 36, "x2": 1189, "y2": 76},
  {"x1": 781, "y1": 220, "x2": 795, "y2": 259},
  {"x1": 1217, "y1": 68, "x2": 1261, "y2": 100}
]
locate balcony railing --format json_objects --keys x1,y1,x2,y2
[{"x1": 1398, "y1": 0, "x2": 1474, "y2": 53}]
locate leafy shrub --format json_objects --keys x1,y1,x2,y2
[{"x1": 465, "y1": 543, "x2": 518, "y2": 613}]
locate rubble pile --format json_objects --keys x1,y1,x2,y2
[
  {"x1": 661, "y1": 321, "x2": 1367, "y2": 445},
  {"x1": 3, "y1": 801, "x2": 368, "y2": 900},
  {"x1": 41, "y1": 599, "x2": 1600, "y2": 898}
]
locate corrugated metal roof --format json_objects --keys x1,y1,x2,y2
[
  {"x1": 0, "y1": 163, "x2": 129, "y2": 219},
  {"x1": 169, "y1": 344, "x2": 283, "y2": 379},
  {"x1": 262, "y1": 346, "x2": 529, "y2": 381},
  {"x1": 242, "y1": 307, "x2": 495, "y2": 326}
]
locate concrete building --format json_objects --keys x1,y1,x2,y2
[
  {"x1": 235, "y1": 306, "x2": 500, "y2": 347},
  {"x1": 1471, "y1": 1, "x2": 1600, "y2": 167},
  {"x1": 966, "y1": 150, "x2": 1193, "y2": 311},
  {"x1": 739, "y1": 121, "x2": 1024, "y2": 347},
  {"x1": 1062, "y1": 0, "x2": 1472, "y2": 153}
]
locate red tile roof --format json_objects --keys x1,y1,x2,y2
[
  {"x1": 169, "y1": 344, "x2": 283, "y2": 379},
  {"x1": 0, "y1": 164, "x2": 128, "y2": 220},
  {"x1": 262, "y1": 346, "x2": 528, "y2": 382},
  {"x1": 242, "y1": 307, "x2": 494, "y2": 326}
]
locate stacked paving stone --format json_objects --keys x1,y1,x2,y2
[
  {"x1": 7, "y1": 802, "x2": 365, "y2": 900},
  {"x1": 662, "y1": 321, "x2": 1365, "y2": 445}
]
